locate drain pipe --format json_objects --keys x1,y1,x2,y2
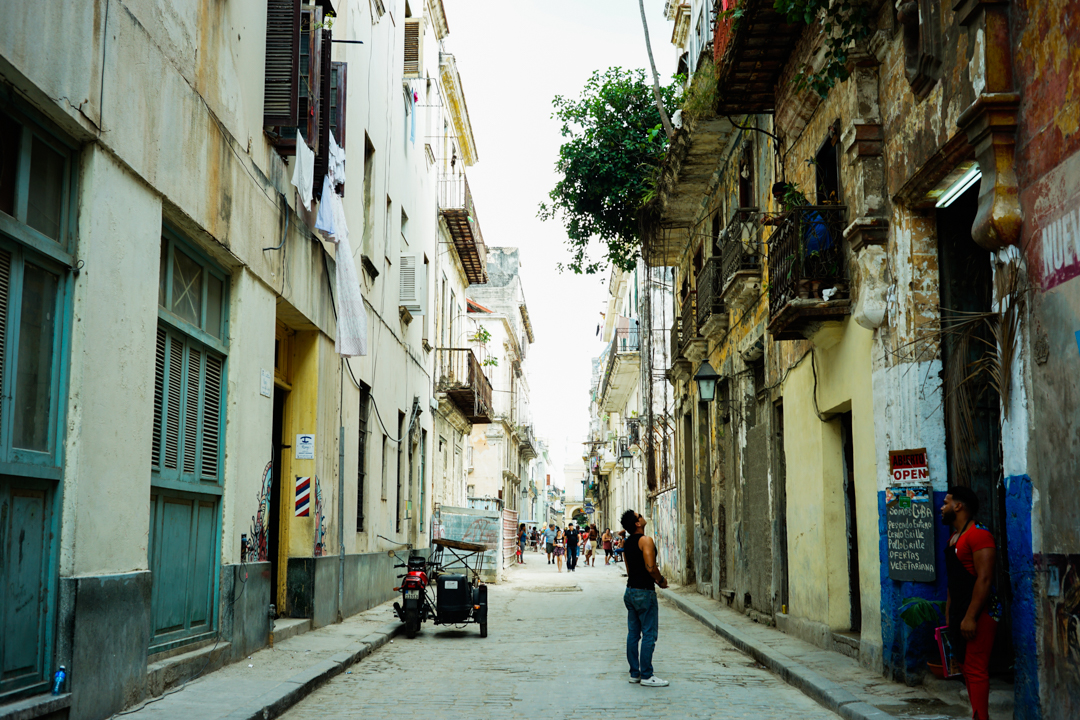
[{"x1": 337, "y1": 425, "x2": 345, "y2": 623}]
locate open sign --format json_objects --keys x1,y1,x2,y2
[{"x1": 889, "y1": 448, "x2": 929, "y2": 485}]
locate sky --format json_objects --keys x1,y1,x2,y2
[{"x1": 441, "y1": 0, "x2": 677, "y2": 488}]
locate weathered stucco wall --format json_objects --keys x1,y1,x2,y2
[{"x1": 64, "y1": 146, "x2": 161, "y2": 578}]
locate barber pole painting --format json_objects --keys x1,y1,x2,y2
[{"x1": 295, "y1": 476, "x2": 311, "y2": 517}]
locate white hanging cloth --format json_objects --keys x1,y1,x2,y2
[
  {"x1": 316, "y1": 131, "x2": 367, "y2": 356},
  {"x1": 291, "y1": 138, "x2": 315, "y2": 210}
]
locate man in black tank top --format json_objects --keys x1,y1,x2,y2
[{"x1": 620, "y1": 509, "x2": 669, "y2": 687}]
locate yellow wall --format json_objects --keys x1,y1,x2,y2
[{"x1": 782, "y1": 318, "x2": 880, "y2": 643}]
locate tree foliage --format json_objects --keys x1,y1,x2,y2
[
  {"x1": 539, "y1": 68, "x2": 682, "y2": 274},
  {"x1": 774, "y1": 0, "x2": 877, "y2": 97}
]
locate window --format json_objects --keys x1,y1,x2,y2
[
  {"x1": 399, "y1": 254, "x2": 426, "y2": 316},
  {"x1": 403, "y1": 18, "x2": 423, "y2": 77},
  {"x1": 152, "y1": 232, "x2": 229, "y2": 486},
  {"x1": 357, "y1": 381, "x2": 370, "y2": 532},
  {"x1": 263, "y1": 1, "x2": 325, "y2": 157},
  {"x1": 739, "y1": 143, "x2": 755, "y2": 209},
  {"x1": 361, "y1": 135, "x2": 376, "y2": 260},
  {"x1": 0, "y1": 107, "x2": 76, "y2": 254},
  {"x1": 381, "y1": 434, "x2": 389, "y2": 500},
  {"x1": 815, "y1": 134, "x2": 841, "y2": 204}
]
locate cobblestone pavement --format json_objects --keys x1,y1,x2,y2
[{"x1": 280, "y1": 550, "x2": 842, "y2": 719}]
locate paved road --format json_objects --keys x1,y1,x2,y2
[{"x1": 280, "y1": 549, "x2": 841, "y2": 719}]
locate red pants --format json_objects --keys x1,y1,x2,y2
[{"x1": 961, "y1": 612, "x2": 998, "y2": 719}]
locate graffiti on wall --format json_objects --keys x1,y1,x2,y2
[
  {"x1": 245, "y1": 462, "x2": 273, "y2": 562},
  {"x1": 1039, "y1": 553, "x2": 1080, "y2": 715},
  {"x1": 313, "y1": 475, "x2": 327, "y2": 557},
  {"x1": 651, "y1": 488, "x2": 683, "y2": 578}
]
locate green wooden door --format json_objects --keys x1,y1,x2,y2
[
  {"x1": 148, "y1": 491, "x2": 219, "y2": 651},
  {"x1": 0, "y1": 482, "x2": 52, "y2": 695}
]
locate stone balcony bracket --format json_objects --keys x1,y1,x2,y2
[
  {"x1": 841, "y1": 121, "x2": 884, "y2": 158},
  {"x1": 844, "y1": 216, "x2": 890, "y2": 253},
  {"x1": 957, "y1": 92, "x2": 1022, "y2": 251}
]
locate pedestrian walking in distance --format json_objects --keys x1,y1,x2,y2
[
  {"x1": 621, "y1": 509, "x2": 669, "y2": 687},
  {"x1": 602, "y1": 528, "x2": 613, "y2": 565},
  {"x1": 941, "y1": 486, "x2": 1000, "y2": 720},
  {"x1": 554, "y1": 527, "x2": 565, "y2": 572},
  {"x1": 517, "y1": 523, "x2": 527, "y2": 564},
  {"x1": 544, "y1": 523, "x2": 557, "y2": 564},
  {"x1": 566, "y1": 522, "x2": 580, "y2": 572}
]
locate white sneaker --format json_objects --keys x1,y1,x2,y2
[
  {"x1": 628, "y1": 676, "x2": 640, "y2": 684},
  {"x1": 640, "y1": 676, "x2": 669, "y2": 687}
]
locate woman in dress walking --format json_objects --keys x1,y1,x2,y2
[
  {"x1": 602, "y1": 528, "x2": 614, "y2": 565},
  {"x1": 554, "y1": 527, "x2": 566, "y2": 572}
]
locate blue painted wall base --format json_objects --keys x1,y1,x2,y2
[
  {"x1": 878, "y1": 491, "x2": 949, "y2": 685},
  {"x1": 1005, "y1": 474, "x2": 1041, "y2": 720}
]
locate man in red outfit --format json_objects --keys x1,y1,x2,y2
[{"x1": 941, "y1": 486, "x2": 1001, "y2": 720}]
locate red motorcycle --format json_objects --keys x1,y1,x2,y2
[
  {"x1": 392, "y1": 539, "x2": 489, "y2": 639},
  {"x1": 392, "y1": 553, "x2": 430, "y2": 638}
]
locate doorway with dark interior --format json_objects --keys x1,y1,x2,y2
[
  {"x1": 936, "y1": 183, "x2": 1012, "y2": 673},
  {"x1": 269, "y1": 386, "x2": 288, "y2": 616},
  {"x1": 840, "y1": 411, "x2": 861, "y2": 634}
]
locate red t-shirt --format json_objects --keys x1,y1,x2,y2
[{"x1": 955, "y1": 525, "x2": 995, "y2": 575}]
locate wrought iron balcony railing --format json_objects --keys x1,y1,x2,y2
[
  {"x1": 670, "y1": 317, "x2": 682, "y2": 361},
  {"x1": 679, "y1": 290, "x2": 699, "y2": 354},
  {"x1": 696, "y1": 256, "x2": 726, "y2": 330},
  {"x1": 599, "y1": 327, "x2": 641, "y2": 408},
  {"x1": 767, "y1": 205, "x2": 849, "y2": 319},
  {"x1": 720, "y1": 207, "x2": 762, "y2": 294},
  {"x1": 435, "y1": 348, "x2": 493, "y2": 423},
  {"x1": 438, "y1": 173, "x2": 488, "y2": 284}
]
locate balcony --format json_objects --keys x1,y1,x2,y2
[
  {"x1": 767, "y1": 205, "x2": 851, "y2": 341},
  {"x1": 519, "y1": 424, "x2": 537, "y2": 460},
  {"x1": 599, "y1": 328, "x2": 641, "y2": 412},
  {"x1": 435, "y1": 348, "x2": 493, "y2": 423},
  {"x1": 718, "y1": 207, "x2": 763, "y2": 310},
  {"x1": 439, "y1": 173, "x2": 488, "y2": 284},
  {"x1": 713, "y1": 0, "x2": 803, "y2": 115},
  {"x1": 696, "y1": 257, "x2": 728, "y2": 338},
  {"x1": 679, "y1": 290, "x2": 707, "y2": 362}
]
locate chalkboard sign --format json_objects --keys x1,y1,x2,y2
[{"x1": 886, "y1": 486, "x2": 936, "y2": 582}]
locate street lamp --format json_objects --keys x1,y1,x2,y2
[
  {"x1": 694, "y1": 360, "x2": 720, "y2": 402},
  {"x1": 619, "y1": 445, "x2": 633, "y2": 470}
]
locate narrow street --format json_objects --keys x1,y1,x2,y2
[{"x1": 279, "y1": 551, "x2": 840, "y2": 720}]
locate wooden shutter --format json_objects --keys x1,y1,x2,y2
[
  {"x1": 331, "y1": 61, "x2": 347, "y2": 149},
  {"x1": 202, "y1": 355, "x2": 223, "y2": 479},
  {"x1": 400, "y1": 253, "x2": 418, "y2": 312},
  {"x1": 263, "y1": 0, "x2": 301, "y2": 127},
  {"x1": 0, "y1": 249, "x2": 9, "y2": 442},
  {"x1": 300, "y1": 6, "x2": 323, "y2": 152},
  {"x1": 399, "y1": 253, "x2": 425, "y2": 316},
  {"x1": 403, "y1": 19, "x2": 422, "y2": 77},
  {"x1": 152, "y1": 327, "x2": 166, "y2": 467},
  {"x1": 182, "y1": 348, "x2": 201, "y2": 475},
  {"x1": 313, "y1": 28, "x2": 333, "y2": 202},
  {"x1": 164, "y1": 335, "x2": 183, "y2": 470}
]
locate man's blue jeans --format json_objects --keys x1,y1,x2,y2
[{"x1": 624, "y1": 587, "x2": 659, "y2": 679}]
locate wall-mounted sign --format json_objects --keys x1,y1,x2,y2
[
  {"x1": 295, "y1": 476, "x2": 311, "y2": 517},
  {"x1": 296, "y1": 434, "x2": 315, "y2": 460},
  {"x1": 889, "y1": 448, "x2": 930, "y2": 484},
  {"x1": 886, "y1": 486, "x2": 936, "y2": 582},
  {"x1": 260, "y1": 369, "x2": 273, "y2": 398}
]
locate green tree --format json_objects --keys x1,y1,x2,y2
[{"x1": 539, "y1": 68, "x2": 682, "y2": 274}]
